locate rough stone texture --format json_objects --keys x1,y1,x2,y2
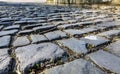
[
  {"x1": 30, "y1": 34, "x2": 48, "y2": 43},
  {"x1": 41, "y1": 59, "x2": 106, "y2": 74},
  {"x1": 33, "y1": 25, "x2": 55, "y2": 31},
  {"x1": 64, "y1": 29, "x2": 84, "y2": 36},
  {"x1": 97, "y1": 30, "x2": 120, "y2": 38},
  {"x1": 0, "y1": 48, "x2": 11, "y2": 74},
  {"x1": 13, "y1": 36, "x2": 30, "y2": 47},
  {"x1": 4, "y1": 25, "x2": 20, "y2": 30},
  {"x1": 80, "y1": 35, "x2": 110, "y2": 47},
  {"x1": 15, "y1": 43, "x2": 66, "y2": 71},
  {"x1": 106, "y1": 40, "x2": 120, "y2": 57},
  {"x1": 44, "y1": 32, "x2": 61, "y2": 40},
  {"x1": 86, "y1": 50, "x2": 120, "y2": 74},
  {"x1": 18, "y1": 30, "x2": 33, "y2": 35},
  {"x1": 57, "y1": 38, "x2": 87, "y2": 54},
  {"x1": 0, "y1": 36, "x2": 11, "y2": 48},
  {"x1": 54, "y1": 31, "x2": 68, "y2": 38},
  {"x1": 0, "y1": 30, "x2": 18, "y2": 36}
]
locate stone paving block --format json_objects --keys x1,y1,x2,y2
[
  {"x1": 22, "y1": 24, "x2": 42, "y2": 30},
  {"x1": 106, "y1": 40, "x2": 120, "y2": 57},
  {"x1": 57, "y1": 24, "x2": 79, "y2": 29},
  {"x1": 0, "y1": 48, "x2": 11, "y2": 74},
  {"x1": 4, "y1": 25, "x2": 20, "y2": 30},
  {"x1": 44, "y1": 32, "x2": 61, "y2": 40},
  {"x1": 80, "y1": 35, "x2": 110, "y2": 47},
  {"x1": 15, "y1": 43, "x2": 66, "y2": 72},
  {"x1": 86, "y1": 50, "x2": 120, "y2": 74},
  {"x1": 0, "y1": 36, "x2": 11, "y2": 48},
  {"x1": 0, "y1": 29, "x2": 18, "y2": 36},
  {"x1": 33, "y1": 25, "x2": 55, "y2": 31},
  {"x1": 40, "y1": 59, "x2": 106, "y2": 74},
  {"x1": 18, "y1": 30, "x2": 33, "y2": 35},
  {"x1": 13, "y1": 36, "x2": 30, "y2": 47},
  {"x1": 57, "y1": 38, "x2": 87, "y2": 54},
  {"x1": 30, "y1": 34, "x2": 48, "y2": 43},
  {"x1": 54, "y1": 30, "x2": 68, "y2": 38},
  {"x1": 64, "y1": 29, "x2": 84, "y2": 36},
  {"x1": 97, "y1": 30, "x2": 120, "y2": 38}
]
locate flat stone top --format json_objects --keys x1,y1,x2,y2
[
  {"x1": 80, "y1": 35, "x2": 110, "y2": 46},
  {"x1": 41, "y1": 59, "x2": 106, "y2": 74},
  {"x1": 0, "y1": 35, "x2": 11, "y2": 48},
  {"x1": 0, "y1": 29, "x2": 18, "y2": 36},
  {"x1": 4, "y1": 25, "x2": 20, "y2": 30},
  {"x1": 13, "y1": 36, "x2": 30, "y2": 47},
  {"x1": 15, "y1": 43, "x2": 66, "y2": 71},
  {"x1": 0, "y1": 48, "x2": 11, "y2": 74},
  {"x1": 97, "y1": 30, "x2": 120, "y2": 38},
  {"x1": 57, "y1": 38, "x2": 87, "y2": 54},
  {"x1": 106, "y1": 40, "x2": 120, "y2": 57},
  {"x1": 87, "y1": 50, "x2": 120, "y2": 74}
]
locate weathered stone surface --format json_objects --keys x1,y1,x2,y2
[
  {"x1": 0, "y1": 36, "x2": 11, "y2": 48},
  {"x1": 30, "y1": 34, "x2": 48, "y2": 43},
  {"x1": 106, "y1": 40, "x2": 120, "y2": 57},
  {"x1": 15, "y1": 43, "x2": 66, "y2": 71},
  {"x1": 80, "y1": 35, "x2": 110, "y2": 47},
  {"x1": 4, "y1": 25, "x2": 20, "y2": 30},
  {"x1": 18, "y1": 30, "x2": 33, "y2": 35},
  {"x1": 13, "y1": 36, "x2": 30, "y2": 47},
  {"x1": 0, "y1": 48, "x2": 11, "y2": 74},
  {"x1": 57, "y1": 24, "x2": 79, "y2": 29},
  {"x1": 44, "y1": 32, "x2": 61, "y2": 40},
  {"x1": 41, "y1": 59, "x2": 106, "y2": 74},
  {"x1": 57, "y1": 38, "x2": 87, "y2": 54},
  {"x1": 97, "y1": 30, "x2": 120, "y2": 38},
  {"x1": 64, "y1": 29, "x2": 84, "y2": 36},
  {"x1": 33, "y1": 25, "x2": 55, "y2": 31},
  {"x1": 86, "y1": 50, "x2": 120, "y2": 74},
  {"x1": 54, "y1": 31, "x2": 68, "y2": 38},
  {"x1": 0, "y1": 25, "x2": 3, "y2": 30},
  {"x1": 0, "y1": 29, "x2": 18, "y2": 36}
]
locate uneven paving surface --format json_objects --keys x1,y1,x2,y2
[{"x1": 0, "y1": 3, "x2": 120, "y2": 74}]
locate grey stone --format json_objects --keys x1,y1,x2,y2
[
  {"x1": 44, "y1": 32, "x2": 61, "y2": 40},
  {"x1": 106, "y1": 40, "x2": 120, "y2": 57},
  {"x1": 0, "y1": 48, "x2": 11, "y2": 74},
  {"x1": 57, "y1": 38, "x2": 87, "y2": 54},
  {"x1": 13, "y1": 36, "x2": 30, "y2": 47},
  {"x1": 4, "y1": 25, "x2": 20, "y2": 30},
  {"x1": 15, "y1": 43, "x2": 66, "y2": 71},
  {"x1": 57, "y1": 24, "x2": 79, "y2": 29},
  {"x1": 97, "y1": 30, "x2": 120, "y2": 38},
  {"x1": 86, "y1": 50, "x2": 120, "y2": 74},
  {"x1": 64, "y1": 29, "x2": 84, "y2": 36},
  {"x1": 0, "y1": 36, "x2": 11, "y2": 48},
  {"x1": 80, "y1": 35, "x2": 110, "y2": 47},
  {"x1": 30, "y1": 34, "x2": 48, "y2": 43},
  {"x1": 41, "y1": 59, "x2": 106, "y2": 74},
  {"x1": 22, "y1": 24, "x2": 42, "y2": 30},
  {"x1": 33, "y1": 25, "x2": 55, "y2": 31},
  {"x1": 18, "y1": 30, "x2": 33, "y2": 35},
  {"x1": 54, "y1": 31, "x2": 68, "y2": 38},
  {"x1": 0, "y1": 29, "x2": 18, "y2": 36}
]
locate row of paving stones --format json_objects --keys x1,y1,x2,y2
[{"x1": 0, "y1": 4, "x2": 120, "y2": 74}]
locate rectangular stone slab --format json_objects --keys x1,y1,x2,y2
[
  {"x1": 15, "y1": 43, "x2": 66, "y2": 72},
  {"x1": 106, "y1": 40, "x2": 120, "y2": 57},
  {"x1": 44, "y1": 32, "x2": 61, "y2": 40},
  {"x1": 57, "y1": 38, "x2": 87, "y2": 54},
  {"x1": 0, "y1": 30, "x2": 18, "y2": 37},
  {"x1": 41, "y1": 59, "x2": 106, "y2": 74},
  {"x1": 13, "y1": 36, "x2": 30, "y2": 47},
  {"x1": 80, "y1": 35, "x2": 110, "y2": 47},
  {"x1": 86, "y1": 50, "x2": 120, "y2": 74},
  {"x1": 0, "y1": 36, "x2": 11, "y2": 48},
  {"x1": 30, "y1": 34, "x2": 48, "y2": 43},
  {"x1": 0, "y1": 48, "x2": 11, "y2": 74},
  {"x1": 97, "y1": 30, "x2": 120, "y2": 38}
]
